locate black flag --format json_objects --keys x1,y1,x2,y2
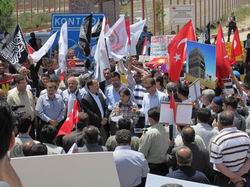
[
  {"x1": 78, "y1": 14, "x2": 92, "y2": 56},
  {"x1": 0, "y1": 24, "x2": 28, "y2": 67},
  {"x1": 91, "y1": 18, "x2": 103, "y2": 38},
  {"x1": 205, "y1": 22, "x2": 211, "y2": 44}
]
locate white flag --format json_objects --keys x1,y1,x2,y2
[
  {"x1": 94, "y1": 17, "x2": 110, "y2": 82},
  {"x1": 130, "y1": 19, "x2": 146, "y2": 55},
  {"x1": 29, "y1": 31, "x2": 58, "y2": 63},
  {"x1": 105, "y1": 16, "x2": 129, "y2": 60},
  {"x1": 58, "y1": 21, "x2": 68, "y2": 74}
]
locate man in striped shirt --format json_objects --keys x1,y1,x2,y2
[{"x1": 210, "y1": 111, "x2": 250, "y2": 187}]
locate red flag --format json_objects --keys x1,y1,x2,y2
[
  {"x1": 125, "y1": 16, "x2": 131, "y2": 45},
  {"x1": 141, "y1": 37, "x2": 148, "y2": 55},
  {"x1": 57, "y1": 100, "x2": 80, "y2": 136},
  {"x1": 145, "y1": 57, "x2": 168, "y2": 69},
  {"x1": 26, "y1": 43, "x2": 35, "y2": 54},
  {"x1": 168, "y1": 20, "x2": 196, "y2": 81},
  {"x1": 230, "y1": 28, "x2": 243, "y2": 65},
  {"x1": 170, "y1": 94, "x2": 176, "y2": 123},
  {"x1": 216, "y1": 25, "x2": 231, "y2": 83},
  {"x1": 169, "y1": 94, "x2": 176, "y2": 140}
]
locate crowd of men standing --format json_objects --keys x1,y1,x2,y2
[{"x1": 0, "y1": 31, "x2": 250, "y2": 187}]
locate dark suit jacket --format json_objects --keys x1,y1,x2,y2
[
  {"x1": 99, "y1": 80, "x2": 106, "y2": 93},
  {"x1": 81, "y1": 92, "x2": 106, "y2": 128}
]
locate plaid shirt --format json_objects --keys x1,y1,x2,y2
[{"x1": 111, "y1": 101, "x2": 139, "y2": 125}]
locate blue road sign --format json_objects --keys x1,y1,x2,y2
[{"x1": 51, "y1": 13, "x2": 104, "y2": 60}]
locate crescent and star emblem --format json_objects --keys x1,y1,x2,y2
[{"x1": 174, "y1": 38, "x2": 187, "y2": 62}]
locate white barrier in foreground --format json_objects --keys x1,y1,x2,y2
[
  {"x1": 11, "y1": 152, "x2": 120, "y2": 187},
  {"x1": 146, "y1": 174, "x2": 218, "y2": 187}
]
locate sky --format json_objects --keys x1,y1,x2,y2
[{"x1": 186, "y1": 41, "x2": 216, "y2": 80}]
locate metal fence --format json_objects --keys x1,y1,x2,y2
[
  {"x1": 120, "y1": 0, "x2": 250, "y2": 35},
  {"x1": 15, "y1": 0, "x2": 70, "y2": 23}
]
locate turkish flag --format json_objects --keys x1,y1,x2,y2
[
  {"x1": 26, "y1": 43, "x2": 35, "y2": 54},
  {"x1": 230, "y1": 28, "x2": 243, "y2": 65},
  {"x1": 168, "y1": 20, "x2": 196, "y2": 81},
  {"x1": 57, "y1": 100, "x2": 80, "y2": 137},
  {"x1": 216, "y1": 25, "x2": 231, "y2": 83}
]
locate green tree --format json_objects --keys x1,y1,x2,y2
[{"x1": 0, "y1": 0, "x2": 14, "y2": 32}]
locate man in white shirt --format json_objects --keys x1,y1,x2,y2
[
  {"x1": 141, "y1": 77, "x2": 166, "y2": 126},
  {"x1": 192, "y1": 108, "x2": 218, "y2": 148},
  {"x1": 113, "y1": 129, "x2": 149, "y2": 187}
]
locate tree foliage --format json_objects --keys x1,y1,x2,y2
[{"x1": 0, "y1": 0, "x2": 15, "y2": 32}]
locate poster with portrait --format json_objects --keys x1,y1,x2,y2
[{"x1": 186, "y1": 41, "x2": 216, "y2": 89}]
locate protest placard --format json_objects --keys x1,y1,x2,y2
[
  {"x1": 11, "y1": 152, "x2": 120, "y2": 187},
  {"x1": 150, "y1": 35, "x2": 175, "y2": 56},
  {"x1": 189, "y1": 79, "x2": 201, "y2": 101},
  {"x1": 159, "y1": 102, "x2": 193, "y2": 125},
  {"x1": 186, "y1": 41, "x2": 216, "y2": 89}
]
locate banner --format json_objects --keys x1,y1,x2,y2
[{"x1": 150, "y1": 35, "x2": 175, "y2": 56}]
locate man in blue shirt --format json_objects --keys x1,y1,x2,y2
[
  {"x1": 105, "y1": 72, "x2": 127, "y2": 112},
  {"x1": 36, "y1": 81, "x2": 65, "y2": 134},
  {"x1": 113, "y1": 129, "x2": 149, "y2": 187}
]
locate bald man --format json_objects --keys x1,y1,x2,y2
[{"x1": 166, "y1": 146, "x2": 210, "y2": 184}]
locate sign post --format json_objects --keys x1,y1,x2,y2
[{"x1": 51, "y1": 13, "x2": 104, "y2": 60}]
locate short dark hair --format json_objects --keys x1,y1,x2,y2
[
  {"x1": 40, "y1": 125, "x2": 57, "y2": 144},
  {"x1": 218, "y1": 111, "x2": 234, "y2": 127},
  {"x1": 197, "y1": 108, "x2": 211, "y2": 123},
  {"x1": 119, "y1": 88, "x2": 131, "y2": 97},
  {"x1": 115, "y1": 129, "x2": 131, "y2": 145},
  {"x1": 111, "y1": 71, "x2": 121, "y2": 79},
  {"x1": 144, "y1": 77, "x2": 156, "y2": 86},
  {"x1": 0, "y1": 102, "x2": 15, "y2": 159},
  {"x1": 181, "y1": 126, "x2": 195, "y2": 143},
  {"x1": 178, "y1": 84, "x2": 189, "y2": 97},
  {"x1": 14, "y1": 74, "x2": 25, "y2": 84},
  {"x1": 176, "y1": 146, "x2": 192, "y2": 166},
  {"x1": 29, "y1": 143, "x2": 48, "y2": 156},
  {"x1": 22, "y1": 140, "x2": 34, "y2": 156},
  {"x1": 148, "y1": 107, "x2": 160, "y2": 122},
  {"x1": 41, "y1": 73, "x2": 50, "y2": 79},
  {"x1": 86, "y1": 79, "x2": 98, "y2": 89},
  {"x1": 84, "y1": 126, "x2": 100, "y2": 144},
  {"x1": 156, "y1": 76, "x2": 165, "y2": 88},
  {"x1": 223, "y1": 96, "x2": 238, "y2": 109},
  {"x1": 76, "y1": 112, "x2": 89, "y2": 131},
  {"x1": 17, "y1": 117, "x2": 32, "y2": 133},
  {"x1": 118, "y1": 118, "x2": 132, "y2": 130}
]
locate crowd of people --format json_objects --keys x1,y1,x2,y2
[{"x1": 0, "y1": 27, "x2": 250, "y2": 187}]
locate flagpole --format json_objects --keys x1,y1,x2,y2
[{"x1": 104, "y1": 38, "x2": 110, "y2": 59}]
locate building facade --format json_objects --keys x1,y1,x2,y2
[{"x1": 188, "y1": 48, "x2": 205, "y2": 79}]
